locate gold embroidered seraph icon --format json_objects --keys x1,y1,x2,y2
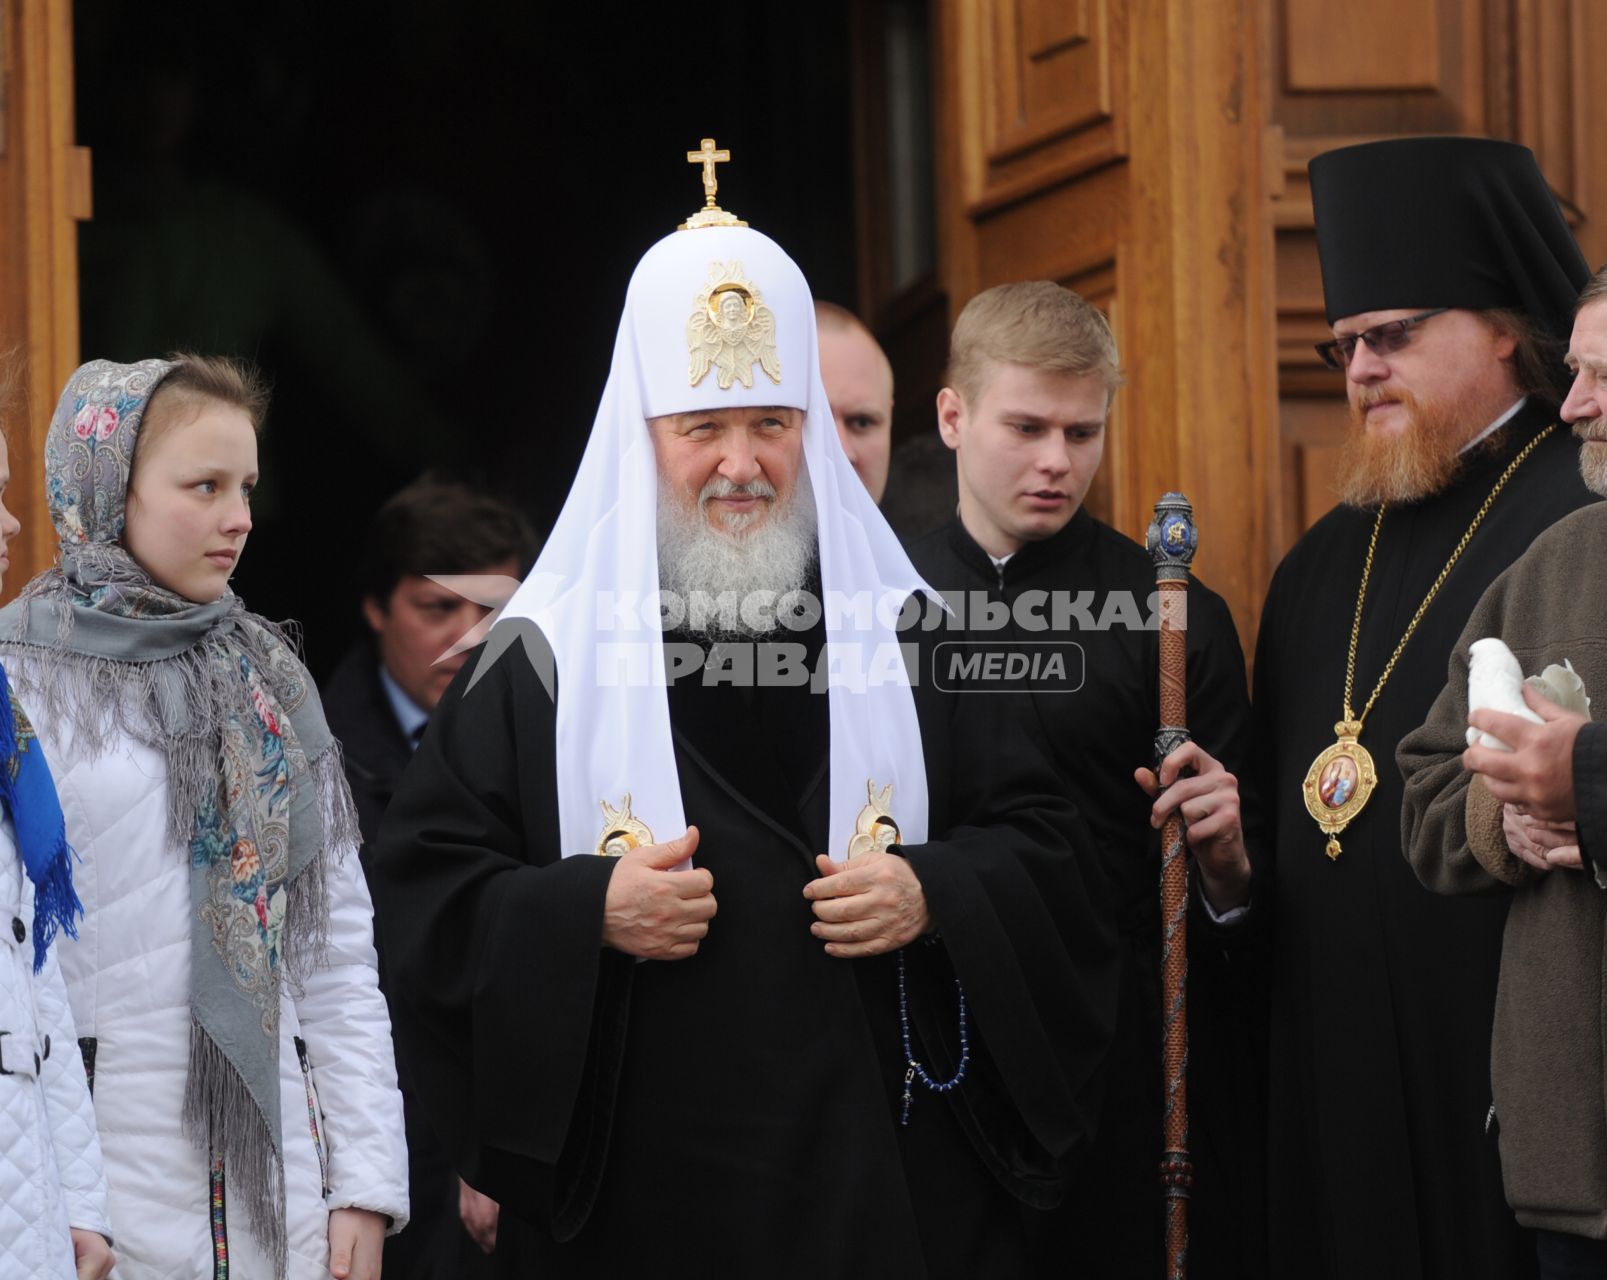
[
  {"x1": 848, "y1": 780, "x2": 901, "y2": 859},
  {"x1": 596, "y1": 794, "x2": 654, "y2": 857},
  {"x1": 679, "y1": 137, "x2": 748, "y2": 231},
  {"x1": 687, "y1": 260, "x2": 782, "y2": 390}
]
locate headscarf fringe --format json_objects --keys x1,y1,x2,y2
[
  {"x1": 282, "y1": 747, "x2": 356, "y2": 988},
  {"x1": 2, "y1": 582, "x2": 352, "y2": 1268},
  {"x1": 184, "y1": 1021, "x2": 287, "y2": 1280},
  {"x1": 1, "y1": 611, "x2": 310, "y2": 849}
]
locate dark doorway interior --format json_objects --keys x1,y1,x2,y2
[{"x1": 74, "y1": 0, "x2": 857, "y2": 674}]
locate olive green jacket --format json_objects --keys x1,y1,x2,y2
[{"x1": 1400, "y1": 500, "x2": 1607, "y2": 1241}]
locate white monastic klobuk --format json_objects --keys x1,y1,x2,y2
[{"x1": 496, "y1": 216, "x2": 937, "y2": 864}]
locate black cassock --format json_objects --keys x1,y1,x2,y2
[
  {"x1": 368, "y1": 612, "x2": 1118, "y2": 1279},
  {"x1": 1252, "y1": 402, "x2": 1595, "y2": 1280},
  {"x1": 907, "y1": 509, "x2": 1262, "y2": 1280},
  {"x1": 320, "y1": 641, "x2": 505, "y2": 1280}
]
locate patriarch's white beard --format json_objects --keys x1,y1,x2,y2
[{"x1": 656, "y1": 469, "x2": 818, "y2": 638}]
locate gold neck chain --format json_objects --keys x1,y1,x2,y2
[{"x1": 1341, "y1": 423, "x2": 1556, "y2": 731}]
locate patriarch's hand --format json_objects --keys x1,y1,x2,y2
[
  {"x1": 601, "y1": 827, "x2": 716, "y2": 961},
  {"x1": 458, "y1": 1178, "x2": 499, "y2": 1255},
  {"x1": 804, "y1": 851, "x2": 930, "y2": 958}
]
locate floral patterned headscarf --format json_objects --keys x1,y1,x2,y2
[{"x1": 0, "y1": 359, "x2": 357, "y2": 1279}]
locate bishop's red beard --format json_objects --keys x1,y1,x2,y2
[{"x1": 1337, "y1": 389, "x2": 1494, "y2": 506}]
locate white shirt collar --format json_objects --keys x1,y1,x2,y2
[
  {"x1": 1459, "y1": 397, "x2": 1527, "y2": 455},
  {"x1": 378, "y1": 664, "x2": 430, "y2": 749}
]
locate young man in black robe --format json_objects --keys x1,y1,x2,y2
[
  {"x1": 1253, "y1": 136, "x2": 1594, "y2": 1280},
  {"x1": 321, "y1": 476, "x2": 535, "y2": 1278},
  {"x1": 368, "y1": 161, "x2": 1118, "y2": 1278},
  {"x1": 904, "y1": 281, "x2": 1260, "y2": 1278}
]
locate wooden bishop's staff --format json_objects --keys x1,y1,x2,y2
[{"x1": 1146, "y1": 492, "x2": 1197, "y2": 1280}]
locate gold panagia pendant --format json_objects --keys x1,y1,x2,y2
[
  {"x1": 847, "y1": 780, "x2": 901, "y2": 859},
  {"x1": 596, "y1": 794, "x2": 654, "y2": 857},
  {"x1": 1301, "y1": 721, "x2": 1379, "y2": 860}
]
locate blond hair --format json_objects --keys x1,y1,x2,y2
[
  {"x1": 136, "y1": 353, "x2": 270, "y2": 464},
  {"x1": 947, "y1": 281, "x2": 1121, "y2": 405}
]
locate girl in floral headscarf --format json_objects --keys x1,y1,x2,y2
[{"x1": 0, "y1": 356, "x2": 409, "y2": 1280}]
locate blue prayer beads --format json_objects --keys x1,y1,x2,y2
[{"x1": 896, "y1": 949, "x2": 969, "y2": 1125}]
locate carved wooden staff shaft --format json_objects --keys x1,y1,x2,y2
[{"x1": 1147, "y1": 492, "x2": 1196, "y2": 1280}]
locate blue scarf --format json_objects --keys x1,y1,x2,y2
[{"x1": 0, "y1": 662, "x2": 80, "y2": 972}]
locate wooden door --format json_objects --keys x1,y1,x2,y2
[
  {"x1": 0, "y1": 0, "x2": 88, "y2": 592},
  {"x1": 919, "y1": 0, "x2": 1607, "y2": 646},
  {"x1": 1268, "y1": 0, "x2": 1607, "y2": 541},
  {"x1": 928, "y1": 0, "x2": 1280, "y2": 644}
]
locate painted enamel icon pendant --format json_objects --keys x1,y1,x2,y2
[{"x1": 1302, "y1": 720, "x2": 1380, "y2": 860}]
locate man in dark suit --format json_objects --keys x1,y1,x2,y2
[{"x1": 321, "y1": 474, "x2": 535, "y2": 1278}]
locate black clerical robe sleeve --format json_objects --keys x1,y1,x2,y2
[
  {"x1": 368, "y1": 643, "x2": 630, "y2": 1235},
  {"x1": 1573, "y1": 723, "x2": 1607, "y2": 883},
  {"x1": 1245, "y1": 559, "x2": 1299, "y2": 943},
  {"x1": 901, "y1": 672, "x2": 1120, "y2": 1196}
]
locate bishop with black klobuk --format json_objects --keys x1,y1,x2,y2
[
  {"x1": 1253, "y1": 136, "x2": 1595, "y2": 1280},
  {"x1": 368, "y1": 146, "x2": 1118, "y2": 1277}
]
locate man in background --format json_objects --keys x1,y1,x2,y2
[
  {"x1": 322, "y1": 473, "x2": 536, "y2": 1278},
  {"x1": 816, "y1": 300, "x2": 893, "y2": 502},
  {"x1": 1401, "y1": 268, "x2": 1607, "y2": 1280}
]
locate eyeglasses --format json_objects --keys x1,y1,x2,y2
[{"x1": 1314, "y1": 308, "x2": 1449, "y2": 371}]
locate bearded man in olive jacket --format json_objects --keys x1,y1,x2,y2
[{"x1": 1401, "y1": 274, "x2": 1607, "y2": 1279}]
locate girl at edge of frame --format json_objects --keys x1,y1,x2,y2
[
  {"x1": 0, "y1": 368, "x2": 115, "y2": 1279},
  {"x1": 0, "y1": 355, "x2": 409, "y2": 1280}
]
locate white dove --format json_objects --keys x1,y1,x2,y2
[{"x1": 1466, "y1": 638, "x2": 1591, "y2": 750}]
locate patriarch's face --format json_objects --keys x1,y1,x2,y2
[{"x1": 648, "y1": 405, "x2": 805, "y2": 534}]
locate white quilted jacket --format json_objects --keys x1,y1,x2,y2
[
  {"x1": 34, "y1": 708, "x2": 410, "y2": 1279},
  {"x1": 0, "y1": 806, "x2": 111, "y2": 1279}
]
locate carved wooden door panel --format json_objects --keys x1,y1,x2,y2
[
  {"x1": 1269, "y1": 0, "x2": 1607, "y2": 539},
  {"x1": 932, "y1": 0, "x2": 1279, "y2": 642},
  {"x1": 0, "y1": 0, "x2": 90, "y2": 593}
]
